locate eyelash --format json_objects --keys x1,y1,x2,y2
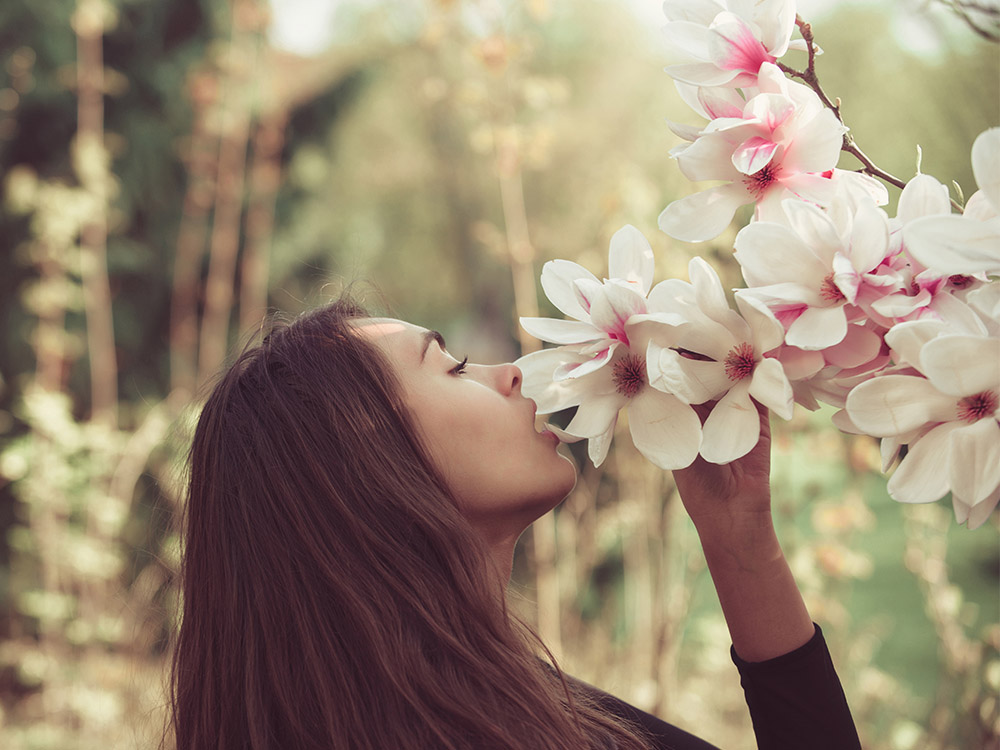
[{"x1": 450, "y1": 356, "x2": 468, "y2": 376}]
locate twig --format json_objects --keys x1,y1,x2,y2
[{"x1": 779, "y1": 16, "x2": 965, "y2": 212}]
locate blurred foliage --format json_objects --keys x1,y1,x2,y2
[{"x1": 0, "y1": 0, "x2": 996, "y2": 748}]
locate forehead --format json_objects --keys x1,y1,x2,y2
[{"x1": 352, "y1": 317, "x2": 428, "y2": 365}]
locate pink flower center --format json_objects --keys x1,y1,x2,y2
[
  {"x1": 948, "y1": 275, "x2": 974, "y2": 289},
  {"x1": 820, "y1": 273, "x2": 845, "y2": 302},
  {"x1": 957, "y1": 391, "x2": 998, "y2": 423},
  {"x1": 742, "y1": 163, "x2": 782, "y2": 199},
  {"x1": 724, "y1": 342, "x2": 755, "y2": 381},
  {"x1": 612, "y1": 354, "x2": 645, "y2": 398}
]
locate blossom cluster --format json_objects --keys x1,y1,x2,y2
[{"x1": 516, "y1": 0, "x2": 1000, "y2": 529}]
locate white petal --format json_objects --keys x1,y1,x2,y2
[
  {"x1": 904, "y1": 214, "x2": 1000, "y2": 275},
  {"x1": 734, "y1": 221, "x2": 827, "y2": 287},
  {"x1": 887, "y1": 422, "x2": 958, "y2": 503},
  {"x1": 700, "y1": 381, "x2": 761, "y2": 464},
  {"x1": 540, "y1": 260, "x2": 600, "y2": 322},
  {"x1": 553, "y1": 344, "x2": 616, "y2": 382},
  {"x1": 920, "y1": 335, "x2": 1000, "y2": 396},
  {"x1": 517, "y1": 347, "x2": 597, "y2": 413},
  {"x1": 845, "y1": 375, "x2": 958, "y2": 436},
  {"x1": 780, "y1": 199, "x2": 842, "y2": 262},
  {"x1": 628, "y1": 390, "x2": 702, "y2": 470},
  {"x1": 848, "y1": 201, "x2": 890, "y2": 274},
  {"x1": 735, "y1": 292, "x2": 785, "y2": 353},
  {"x1": 748, "y1": 356, "x2": 794, "y2": 420},
  {"x1": 949, "y1": 419, "x2": 1000, "y2": 505},
  {"x1": 785, "y1": 305, "x2": 848, "y2": 350},
  {"x1": 648, "y1": 345, "x2": 730, "y2": 404},
  {"x1": 608, "y1": 224, "x2": 655, "y2": 296},
  {"x1": 972, "y1": 127, "x2": 1000, "y2": 214},
  {"x1": 954, "y1": 484, "x2": 1000, "y2": 529},
  {"x1": 658, "y1": 183, "x2": 749, "y2": 243},
  {"x1": 885, "y1": 319, "x2": 950, "y2": 369},
  {"x1": 675, "y1": 132, "x2": 745, "y2": 182},
  {"x1": 780, "y1": 106, "x2": 845, "y2": 173},
  {"x1": 519, "y1": 317, "x2": 602, "y2": 345},
  {"x1": 896, "y1": 173, "x2": 951, "y2": 225},
  {"x1": 587, "y1": 422, "x2": 617, "y2": 468},
  {"x1": 565, "y1": 394, "x2": 624, "y2": 438}
]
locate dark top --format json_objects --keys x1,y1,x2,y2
[{"x1": 571, "y1": 624, "x2": 862, "y2": 750}]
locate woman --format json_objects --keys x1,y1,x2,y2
[{"x1": 169, "y1": 298, "x2": 861, "y2": 749}]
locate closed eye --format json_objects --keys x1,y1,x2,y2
[{"x1": 450, "y1": 356, "x2": 469, "y2": 376}]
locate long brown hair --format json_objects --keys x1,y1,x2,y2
[{"x1": 168, "y1": 299, "x2": 651, "y2": 749}]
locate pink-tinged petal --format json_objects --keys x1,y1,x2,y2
[
  {"x1": 698, "y1": 87, "x2": 746, "y2": 120},
  {"x1": 920, "y1": 335, "x2": 1000, "y2": 396},
  {"x1": 776, "y1": 346, "x2": 825, "y2": 381},
  {"x1": 953, "y1": 484, "x2": 1000, "y2": 529},
  {"x1": 845, "y1": 375, "x2": 958, "y2": 436},
  {"x1": 628, "y1": 390, "x2": 702, "y2": 470},
  {"x1": 608, "y1": 224, "x2": 655, "y2": 295},
  {"x1": 658, "y1": 183, "x2": 750, "y2": 243},
  {"x1": 896, "y1": 174, "x2": 951, "y2": 225},
  {"x1": 904, "y1": 214, "x2": 1000, "y2": 275},
  {"x1": 665, "y1": 62, "x2": 741, "y2": 87},
  {"x1": 884, "y1": 319, "x2": 950, "y2": 368},
  {"x1": 926, "y1": 292, "x2": 991, "y2": 337},
  {"x1": 741, "y1": 282, "x2": 821, "y2": 310},
  {"x1": 648, "y1": 344, "x2": 729, "y2": 404},
  {"x1": 743, "y1": 93, "x2": 797, "y2": 133},
  {"x1": 870, "y1": 289, "x2": 933, "y2": 321},
  {"x1": 554, "y1": 343, "x2": 617, "y2": 382},
  {"x1": 709, "y1": 16, "x2": 776, "y2": 75},
  {"x1": 823, "y1": 323, "x2": 882, "y2": 369},
  {"x1": 735, "y1": 292, "x2": 785, "y2": 353},
  {"x1": 734, "y1": 221, "x2": 827, "y2": 287},
  {"x1": 779, "y1": 107, "x2": 846, "y2": 173},
  {"x1": 749, "y1": 356, "x2": 794, "y2": 419},
  {"x1": 785, "y1": 305, "x2": 848, "y2": 350},
  {"x1": 519, "y1": 317, "x2": 602, "y2": 345},
  {"x1": 564, "y1": 393, "x2": 623, "y2": 438},
  {"x1": 675, "y1": 133, "x2": 745, "y2": 182},
  {"x1": 587, "y1": 423, "x2": 616, "y2": 468},
  {"x1": 831, "y1": 252, "x2": 861, "y2": 303},
  {"x1": 732, "y1": 135, "x2": 779, "y2": 175},
  {"x1": 887, "y1": 423, "x2": 958, "y2": 503},
  {"x1": 700, "y1": 380, "x2": 760, "y2": 463},
  {"x1": 776, "y1": 172, "x2": 838, "y2": 208},
  {"x1": 949, "y1": 419, "x2": 1000, "y2": 505},
  {"x1": 972, "y1": 127, "x2": 1000, "y2": 213},
  {"x1": 589, "y1": 281, "x2": 647, "y2": 343},
  {"x1": 540, "y1": 260, "x2": 600, "y2": 322}
]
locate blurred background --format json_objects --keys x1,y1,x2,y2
[{"x1": 0, "y1": 0, "x2": 997, "y2": 747}]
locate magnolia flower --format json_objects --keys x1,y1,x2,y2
[
  {"x1": 734, "y1": 181, "x2": 898, "y2": 350},
  {"x1": 904, "y1": 127, "x2": 1000, "y2": 276},
  {"x1": 661, "y1": 0, "x2": 803, "y2": 88},
  {"x1": 845, "y1": 321, "x2": 1000, "y2": 528},
  {"x1": 659, "y1": 63, "x2": 850, "y2": 242},
  {"x1": 641, "y1": 258, "x2": 794, "y2": 463},
  {"x1": 516, "y1": 225, "x2": 702, "y2": 469}
]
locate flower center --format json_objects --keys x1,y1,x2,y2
[
  {"x1": 724, "y1": 342, "x2": 755, "y2": 381},
  {"x1": 612, "y1": 354, "x2": 645, "y2": 398},
  {"x1": 948, "y1": 274, "x2": 974, "y2": 289},
  {"x1": 742, "y1": 163, "x2": 781, "y2": 199},
  {"x1": 820, "y1": 273, "x2": 845, "y2": 302},
  {"x1": 956, "y1": 391, "x2": 998, "y2": 423}
]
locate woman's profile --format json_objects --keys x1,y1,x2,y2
[{"x1": 168, "y1": 297, "x2": 862, "y2": 749}]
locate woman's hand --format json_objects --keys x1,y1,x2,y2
[
  {"x1": 671, "y1": 398, "x2": 814, "y2": 662},
  {"x1": 671, "y1": 399, "x2": 772, "y2": 536}
]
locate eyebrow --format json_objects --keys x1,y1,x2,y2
[{"x1": 420, "y1": 330, "x2": 445, "y2": 362}]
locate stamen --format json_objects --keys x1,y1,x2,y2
[
  {"x1": 742, "y1": 163, "x2": 781, "y2": 199},
  {"x1": 956, "y1": 391, "x2": 998, "y2": 423},
  {"x1": 948, "y1": 275, "x2": 974, "y2": 289},
  {"x1": 612, "y1": 354, "x2": 645, "y2": 398},
  {"x1": 820, "y1": 273, "x2": 845, "y2": 302},
  {"x1": 724, "y1": 342, "x2": 755, "y2": 381}
]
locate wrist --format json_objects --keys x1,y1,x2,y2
[{"x1": 694, "y1": 511, "x2": 783, "y2": 568}]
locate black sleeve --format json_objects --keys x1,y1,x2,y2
[{"x1": 730, "y1": 623, "x2": 862, "y2": 750}]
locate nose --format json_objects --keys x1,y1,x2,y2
[{"x1": 492, "y1": 363, "x2": 522, "y2": 396}]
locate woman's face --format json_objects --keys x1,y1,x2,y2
[{"x1": 356, "y1": 318, "x2": 577, "y2": 545}]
